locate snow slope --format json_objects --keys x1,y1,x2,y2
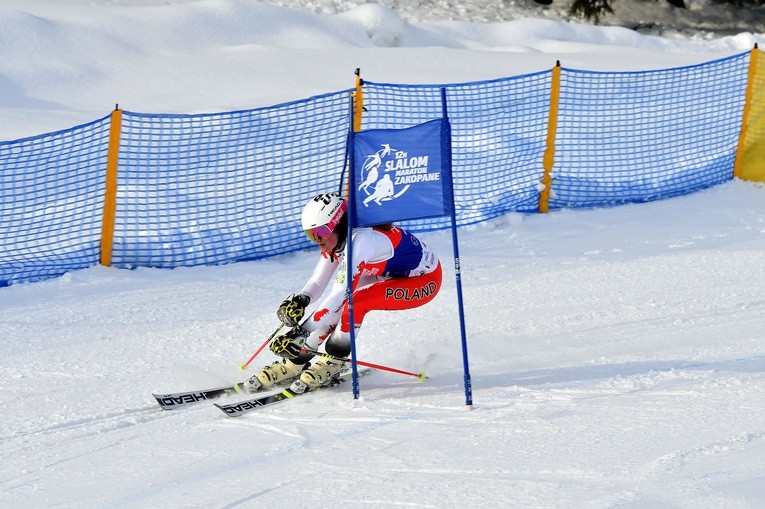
[{"x1": 1, "y1": 1, "x2": 764, "y2": 508}]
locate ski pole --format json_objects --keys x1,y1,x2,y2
[
  {"x1": 353, "y1": 359, "x2": 428, "y2": 382},
  {"x1": 304, "y1": 348, "x2": 427, "y2": 382},
  {"x1": 239, "y1": 323, "x2": 284, "y2": 371}
]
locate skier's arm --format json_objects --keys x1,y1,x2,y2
[{"x1": 298, "y1": 253, "x2": 339, "y2": 302}]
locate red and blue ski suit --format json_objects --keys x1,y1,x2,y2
[{"x1": 298, "y1": 225, "x2": 442, "y2": 355}]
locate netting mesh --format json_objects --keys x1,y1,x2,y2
[
  {"x1": 0, "y1": 50, "x2": 757, "y2": 285},
  {"x1": 551, "y1": 53, "x2": 749, "y2": 208},
  {"x1": 0, "y1": 117, "x2": 110, "y2": 286},
  {"x1": 361, "y1": 71, "x2": 552, "y2": 232},
  {"x1": 112, "y1": 92, "x2": 350, "y2": 268}
]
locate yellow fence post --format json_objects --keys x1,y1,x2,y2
[
  {"x1": 734, "y1": 45, "x2": 765, "y2": 181},
  {"x1": 353, "y1": 68, "x2": 364, "y2": 133},
  {"x1": 539, "y1": 61, "x2": 561, "y2": 213},
  {"x1": 343, "y1": 69, "x2": 365, "y2": 200},
  {"x1": 100, "y1": 106, "x2": 122, "y2": 266}
]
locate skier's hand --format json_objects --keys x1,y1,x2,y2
[
  {"x1": 277, "y1": 293, "x2": 310, "y2": 327},
  {"x1": 269, "y1": 327, "x2": 308, "y2": 359}
]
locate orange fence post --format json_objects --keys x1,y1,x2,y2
[
  {"x1": 353, "y1": 67, "x2": 364, "y2": 133},
  {"x1": 734, "y1": 46, "x2": 765, "y2": 182},
  {"x1": 539, "y1": 62, "x2": 561, "y2": 213},
  {"x1": 343, "y1": 69, "x2": 365, "y2": 200},
  {"x1": 100, "y1": 106, "x2": 122, "y2": 266}
]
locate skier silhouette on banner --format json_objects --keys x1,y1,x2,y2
[
  {"x1": 363, "y1": 174, "x2": 395, "y2": 206},
  {"x1": 359, "y1": 144, "x2": 395, "y2": 194}
]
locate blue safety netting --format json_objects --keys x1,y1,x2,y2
[
  {"x1": 0, "y1": 51, "x2": 753, "y2": 286},
  {"x1": 360, "y1": 70, "x2": 552, "y2": 233},
  {"x1": 110, "y1": 91, "x2": 350, "y2": 269},
  {"x1": 0, "y1": 116, "x2": 110, "y2": 286},
  {"x1": 550, "y1": 52, "x2": 749, "y2": 208}
]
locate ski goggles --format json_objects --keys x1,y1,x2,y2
[{"x1": 304, "y1": 224, "x2": 334, "y2": 243}]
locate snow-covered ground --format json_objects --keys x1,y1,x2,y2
[{"x1": 1, "y1": 1, "x2": 764, "y2": 508}]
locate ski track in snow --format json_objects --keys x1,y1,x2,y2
[{"x1": 2, "y1": 184, "x2": 765, "y2": 506}]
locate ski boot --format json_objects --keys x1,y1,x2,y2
[
  {"x1": 245, "y1": 358, "x2": 309, "y2": 392},
  {"x1": 289, "y1": 355, "x2": 345, "y2": 394}
]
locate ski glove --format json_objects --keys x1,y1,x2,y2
[
  {"x1": 277, "y1": 293, "x2": 311, "y2": 327},
  {"x1": 269, "y1": 326, "x2": 309, "y2": 359}
]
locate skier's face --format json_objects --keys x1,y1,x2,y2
[{"x1": 315, "y1": 230, "x2": 339, "y2": 252}]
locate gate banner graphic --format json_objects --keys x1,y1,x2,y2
[{"x1": 351, "y1": 118, "x2": 453, "y2": 226}]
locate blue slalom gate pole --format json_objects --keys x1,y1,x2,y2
[
  {"x1": 346, "y1": 94, "x2": 361, "y2": 399},
  {"x1": 441, "y1": 87, "x2": 473, "y2": 408},
  {"x1": 450, "y1": 213, "x2": 472, "y2": 407}
]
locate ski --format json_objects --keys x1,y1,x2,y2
[
  {"x1": 215, "y1": 368, "x2": 371, "y2": 417},
  {"x1": 152, "y1": 383, "x2": 246, "y2": 410}
]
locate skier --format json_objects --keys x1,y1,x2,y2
[{"x1": 246, "y1": 192, "x2": 442, "y2": 394}]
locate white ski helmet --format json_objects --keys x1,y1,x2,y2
[{"x1": 301, "y1": 193, "x2": 347, "y2": 239}]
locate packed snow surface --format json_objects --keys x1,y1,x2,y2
[{"x1": 0, "y1": 1, "x2": 764, "y2": 508}]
